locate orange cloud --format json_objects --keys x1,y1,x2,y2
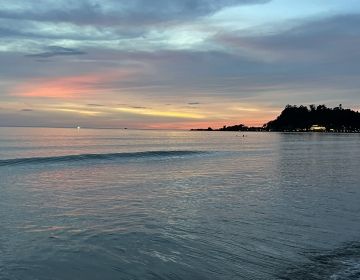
[{"x1": 13, "y1": 71, "x2": 131, "y2": 99}]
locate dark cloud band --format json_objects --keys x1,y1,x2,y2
[{"x1": 26, "y1": 46, "x2": 86, "y2": 58}]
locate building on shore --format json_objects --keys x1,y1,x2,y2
[{"x1": 309, "y1": 125, "x2": 326, "y2": 132}]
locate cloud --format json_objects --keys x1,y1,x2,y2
[
  {"x1": 0, "y1": 0, "x2": 271, "y2": 55},
  {"x1": 26, "y1": 46, "x2": 86, "y2": 58},
  {"x1": 115, "y1": 106, "x2": 205, "y2": 119},
  {"x1": 12, "y1": 70, "x2": 134, "y2": 98},
  {"x1": 4, "y1": 12, "x2": 360, "y2": 106},
  {"x1": 212, "y1": 14, "x2": 360, "y2": 64},
  {"x1": 87, "y1": 103, "x2": 104, "y2": 107},
  {"x1": 131, "y1": 106, "x2": 149, "y2": 109},
  {"x1": 20, "y1": 108, "x2": 33, "y2": 111},
  {"x1": 0, "y1": 0, "x2": 270, "y2": 26}
]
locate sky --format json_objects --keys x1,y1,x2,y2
[{"x1": 0, "y1": 0, "x2": 360, "y2": 129}]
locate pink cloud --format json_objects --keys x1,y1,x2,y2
[{"x1": 13, "y1": 70, "x2": 133, "y2": 99}]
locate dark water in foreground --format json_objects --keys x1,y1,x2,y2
[{"x1": 1, "y1": 128, "x2": 360, "y2": 280}]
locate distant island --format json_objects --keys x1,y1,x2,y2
[
  {"x1": 191, "y1": 104, "x2": 360, "y2": 132},
  {"x1": 191, "y1": 124, "x2": 263, "y2": 132}
]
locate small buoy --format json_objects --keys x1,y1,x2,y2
[{"x1": 77, "y1": 126, "x2": 81, "y2": 130}]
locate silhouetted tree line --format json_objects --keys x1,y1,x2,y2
[
  {"x1": 219, "y1": 124, "x2": 263, "y2": 131},
  {"x1": 191, "y1": 124, "x2": 262, "y2": 131},
  {"x1": 264, "y1": 104, "x2": 360, "y2": 132}
]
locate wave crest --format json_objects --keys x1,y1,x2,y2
[{"x1": 0, "y1": 150, "x2": 206, "y2": 167}]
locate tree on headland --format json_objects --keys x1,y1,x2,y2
[
  {"x1": 191, "y1": 104, "x2": 360, "y2": 132},
  {"x1": 219, "y1": 124, "x2": 246, "y2": 131},
  {"x1": 264, "y1": 104, "x2": 360, "y2": 132}
]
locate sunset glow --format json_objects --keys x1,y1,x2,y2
[
  {"x1": 115, "y1": 107, "x2": 205, "y2": 120},
  {"x1": 13, "y1": 71, "x2": 133, "y2": 99}
]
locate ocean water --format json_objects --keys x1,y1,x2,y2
[{"x1": 1, "y1": 127, "x2": 360, "y2": 280}]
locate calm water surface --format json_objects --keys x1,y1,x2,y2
[{"x1": 1, "y1": 127, "x2": 360, "y2": 279}]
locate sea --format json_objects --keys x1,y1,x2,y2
[{"x1": 1, "y1": 127, "x2": 360, "y2": 280}]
